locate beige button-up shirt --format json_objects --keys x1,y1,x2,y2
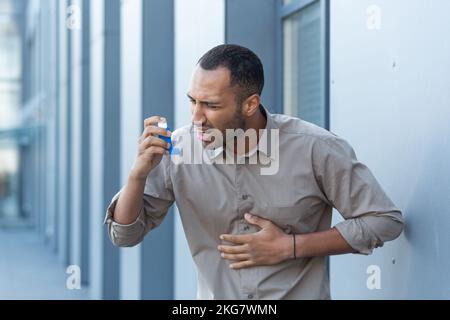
[{"x1": 104, "y1": 106, "x2": 404, "y2": 300}]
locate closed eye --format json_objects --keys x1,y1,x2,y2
[{"x1": 187, "y1": 93, "x2": 221, "y2": 108}]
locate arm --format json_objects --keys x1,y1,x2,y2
[
  {"x1": 113, "y1": 175, "x2": 146, "y2": 225},
  {"x1": 219, "y1": 137, "x2": 404, "y2": 268},
  {"x1": 112, "y1": 116, "x2": 170, "y2": 225},
  {"x1": 218, "y1": 214, "x2": 355, "y2": 269},
  {"x1": 104, "y1": 116, "x2": 174, "y2": 247},
  {"x1": 293, "y1": 227, "x2": 357, "y2": 258},
  {"x1": 314, "y1": 137, "x2": 404, "y2": 255}
]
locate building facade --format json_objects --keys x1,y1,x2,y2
[{"x1": 1, "y1": 0, "x2": 449, "y2": 299}]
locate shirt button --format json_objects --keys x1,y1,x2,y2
[
  {"x1": 247, "y1": 294, "x2": 254, "y2": 299},
  {"x1": 241, "y1": 195, "x2": 248, "y2": 200},
  {"x1": 243, "y1": 225, "x2": 250, "y2": 231}
]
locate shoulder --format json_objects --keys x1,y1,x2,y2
[
  {"x1": 273, "y1": 114, "x2": 340, "y2": 142},
  {"x1": 271, "y1": 113, "x2": 356, "y2": 157}
]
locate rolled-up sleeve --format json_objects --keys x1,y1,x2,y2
[
  {"x1": 313, "y1": 136, "x2": 404, "y2": 255},
  {"x1": 104, "y1": 156, "x2": 175, "y2": 247}
]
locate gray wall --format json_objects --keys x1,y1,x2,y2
[
  {"x1": 226, "y1": 0, "x2": 279, "y2": 113},
  {"x1": 70, "y1": 0, "x2": 83, "y2": 275},
  {"x1": 57, "y1": 0, "x2": 71, "y2": 265},
  {"x1": 330, "y1": 0, "x2": 450, "y2": 299},
  {"x1": 69, "y1": 0, "x2": 91, "y2": 285},
  {"x1": 89, "y1": 0, "x2": 121, "y2": 299},
  {"x1": 141, "y1": 0, "x2": 175, "y2": 300}
]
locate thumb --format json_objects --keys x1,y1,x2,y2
[{"x1": 244, "y1": 213, "x2": 272, "y2": 229}]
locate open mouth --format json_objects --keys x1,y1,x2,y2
[{"x1": 194, "y1": 127, "x2": 213, "y2": 142}]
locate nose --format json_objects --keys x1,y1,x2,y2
[{"x1": 191, "y1": 103, "x2": 206, "y2": 125}]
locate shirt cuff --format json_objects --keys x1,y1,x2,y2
[
  {"x1": 334, "y1": 218, "x2": 383, "y2": 255},
  {"x1": 104, "y1": 191, "x2": 147, "y2": 246}
]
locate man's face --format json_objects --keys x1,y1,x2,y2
[{"x1": 187, "y1": 66, "x2": 245, "y2": 145}]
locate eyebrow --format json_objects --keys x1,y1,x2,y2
[{"x1": 186, "y1": 93, "x2": 221, "y2": 105}]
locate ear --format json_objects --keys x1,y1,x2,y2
[{"x1": 241, "y1": 94, "x2": 261, "y2": 117}]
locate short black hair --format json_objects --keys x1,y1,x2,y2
[{"x1": 198, "y1": 44, "x2": 264, "y2": 104}]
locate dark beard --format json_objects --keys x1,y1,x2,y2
[
  {"x1": 222, "y1": 103, "x2": 245, "y2": 132},
  {"x1": 222, "y1": 104, "x2": 247, "y2": 150},
  {"x1": 200, "y1": 104, "x2": 246, "y2": 149}
]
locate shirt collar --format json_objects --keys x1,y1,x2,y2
[{"x1": 206, "y1": 105, "x2": 278, "y2": 163}]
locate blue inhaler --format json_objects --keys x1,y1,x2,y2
[{"x1": 158, "y1": 119, "x2": 180, "y2": 155}]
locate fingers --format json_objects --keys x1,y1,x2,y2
[
  {"x1": 137, "y1": 117, "x2": 172, "y2": 158},
  {"x1": 229, "y1": 261, "x2": 254, "y2": 269},
  {"x1": 140, "y1": 126, "x2": 171, "y2": 142},
  {"x1": 244, "y1": 213, "x2": 272, "y2": 229},
  {"x1": 141, "y1": 117, "x2": 172, "y2": 142},
  {"x1": 218, "y1": 243, "x2": 255, "y2": 269},
  {"x1": 143, "y1": 146, "x2": 168, "y2": 156},
  {"x1": 220, "y1": 234, "x2": 251, "y2": 245},
  {"x1": 139, "y1": 135, "x2": 170, "y2": 152},
  {"x1": 217, "y1": 244, "x2": 248, "y2": 254},
  {"x1": 144, "y1": 116, "x2": 165, "y2": 128},
  {"x1": 220, "y1": 252, "x2": 251, "y2": 261}
]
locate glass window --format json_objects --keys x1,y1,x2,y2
[
  {"x1": 0, "y1": 145, "x2": 20, "y2": 223},
  {"x1": 0, "y1": 3, "x2": 22, "y2": 224},
  {"x1": 0, "y1": 82, "x2": 21, "y2": 128},
  {"x1": 0, "y1": 14, "x2": 21, "y2": 129},
  {"x1": 0, "y1": 19, "x2": 21, "y2": 79},
  {"x1": 283, "y1": 1, "x2": 326, "y2": 127}
]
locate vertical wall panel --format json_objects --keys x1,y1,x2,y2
[
  {"x1": 57, "y1": 0, "x2": 71, "y2": 265},
  {"x1": 174, "y1": 0, "x2": 225, "y2": 299},
  {"x1": 70, "y1": 0, "x2": 83, "y2": 272},
  {"x1": 80, "y1": 0, "x2": 91, "y2": 285},
  {"x1": 89, "y1": 0, "x2": 121, "y2": 300},
  {"x1": 141, "y1": 0, "x2": 175, "y2": 300},
  {"x1": 226, "y1": 0, "x2": 278, "y2": 112},
  {"x1": 119, "y1": 0, "x2": 143, "y2": 300}
]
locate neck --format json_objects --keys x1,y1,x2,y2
[{"x1": 233, "y1": 106, "x2": 267, "y2": 155}]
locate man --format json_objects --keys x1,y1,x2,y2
[{"x1": 104, "y1": 44, "x2": 404, "y2": 299}]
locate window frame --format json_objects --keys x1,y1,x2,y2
[{"x1": 277, "y1": 0, "x2": 330, "y2": 129}]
